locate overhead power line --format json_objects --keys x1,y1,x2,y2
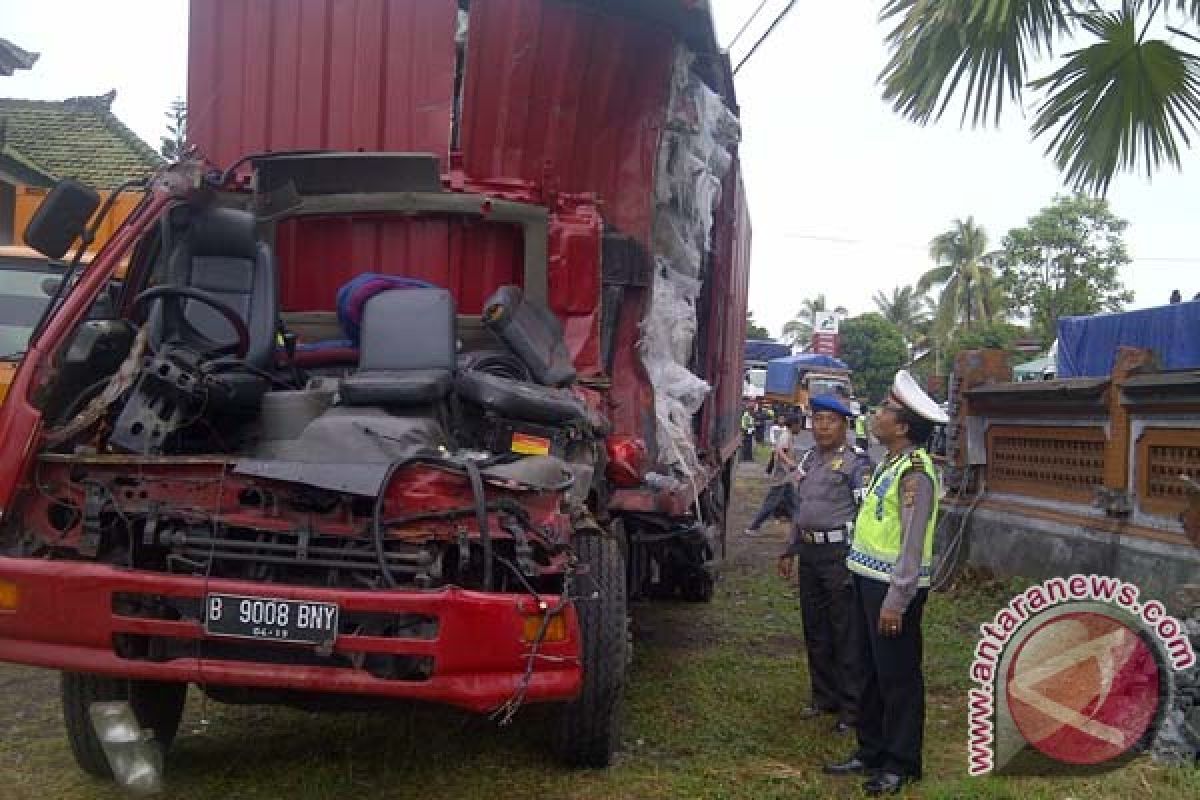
[
  {"x1": 781, "y1": 233, "x2": 1200, "y2": 266},
  {"x1": 727, "y1": 0, "x2": 770, "y2": 51},
  {"x1": 734, "y1": 0, "x2": 799, "y2": 75}
]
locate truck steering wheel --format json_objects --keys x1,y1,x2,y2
[{"x1": 131, "y1": 285, "x2": 251, "y2": 360}]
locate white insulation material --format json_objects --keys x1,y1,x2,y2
[{"x1": 640, "y1": 47, "x2": 740, "y2": 477}]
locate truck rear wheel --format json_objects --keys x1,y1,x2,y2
[
  {"x1": 555, "y1": 533, "x2": 628, "y2": 767},
  {"x1": 61, "y1": 672, "x2": 187, "y2": 779}
]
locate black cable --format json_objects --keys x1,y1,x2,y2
[
  {"x1": 465, "y1": 458, "x2": 493, "y2": 591},
  {"x1": 382, "y1": 498, "x2": 531, "y2": 528},
  {"x1": 372, "y1": 461, "x2": 403, "y2": 588},
  {"x1": 733, "y1": 0, "x2": 799, "y2": 75},
  {"x1": 494, "y1": 554, "x2": 541, "y2": 600},
  {"x1": 727, "y1": 0, "x2": 770, "y2": 50}
]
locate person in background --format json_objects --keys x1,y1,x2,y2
[
  {"x1": 778, "y1": 395, "x2": 871, "y2": 734},
  {"x1": 744, "y1": 414, "x2": 803, "y2": 536},
  {"x1": 768, "y1": 415, "x2": 784, "y2": 446},
  {"x1": 854, "y1": 403, "x2": 870, "y2": 451},
  {"x1": 1170, "y1": 289, "x2": 1182, "y2": 303},
  {"x1": 741, "y1": 405, "x2": 756, "y2": 462},
  {"x1": 825, "y1": 370, "x2": 947, "y2": 796},
  {"x1": 755, "y1": 403, "x2": 773, "y2": 444}
]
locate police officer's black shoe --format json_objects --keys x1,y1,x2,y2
[
  {"x1": 862, "y1": 772, "x2": 916, "y2": 795},
  {"x1": 823, "y1": 757, "x2": 870, "y2": 775}
]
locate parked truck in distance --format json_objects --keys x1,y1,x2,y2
[
  {"x1": 764, "y1": 354, "x2": 853, "y2": 427},
  {"x1": 743, "y1": 339, "x2": 790, "y2": 400}
]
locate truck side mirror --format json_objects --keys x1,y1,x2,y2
[{"x1": 23, "y1": 179, "x2": 101, "y2": 260}]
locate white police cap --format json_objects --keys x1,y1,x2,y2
[{"x1": 892, "y1": 369, "x2": 948, "y2": 424}]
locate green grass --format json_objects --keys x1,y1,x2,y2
[{"x1": 0, "y1": 468, "x2": 1195, "y2": 798}]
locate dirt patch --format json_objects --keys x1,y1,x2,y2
[
  {"x1": 0, "y1": 664, "x2": 58, "y2": 723},
  {"x1": 757, "y1": 633, "x2": 804, "y2": 658},
  {"x1": 635, "y1": 618, "x2": 720, "y2": 651}
]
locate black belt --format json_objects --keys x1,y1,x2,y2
[{"x1": 796, "y1": 527, "x2": 849, "y2": 545}]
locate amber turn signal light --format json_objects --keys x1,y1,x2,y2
[
  {"x1": 522, "y1": 612, "x2": 568, "y2": 643},
  {"x1": 0, "y1": 580, "x2": 19, "y2": 610}
]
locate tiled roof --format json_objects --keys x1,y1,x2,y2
[
  {"x1": 0, "y1": 92, "x2": 163, "y2": 188},
  {"x1": 0, "y1": 39, "x2": 38, "y2": 76}
]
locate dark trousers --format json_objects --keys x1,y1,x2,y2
[
  {"x1": 852, "y1": 574, "x2": 927, "y2": 779},
  {"x1": 741, "y1": 432, "x2": 755, "y2": 461},
  {"x1": 747, "y1": 484, "x2": 791, "y2": 530},
  {"x1": 796, "y1": 543, "x2": 859, "y2": 722}
]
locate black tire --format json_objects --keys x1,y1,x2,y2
[
  {"x1": 61, "y1": 672, "x2": 187, "y2": 779},
  {"x1": 556, "y1": 533, "x2": 628, "y2": 768}
]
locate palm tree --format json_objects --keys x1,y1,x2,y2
[
  {"x1": 873, "y1": 285, "x2": 930, "y2": 344},
  {"x1": 878, "y1": 1, "x2": 1200, "y2": 194},
  {"x1": 920, "y1": 217, "x2": 1000, "y2": 338},
  {"x1": 782, "y1": 294, "x2": 848, "y2": 348},
  {"x1": 781, "y1": 294, "x2": 824, "y2": 347}
]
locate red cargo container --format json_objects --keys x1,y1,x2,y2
[
  {"x1": 187, "y1": 0, "x2": 750, "y2": 473},
  {"x1": 0, "y1": 0, "x2": 749, "y2": 782}
]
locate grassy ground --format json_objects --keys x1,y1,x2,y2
[{"x1": 1, "y1": 462, "x2": 1197, "y2": 798}]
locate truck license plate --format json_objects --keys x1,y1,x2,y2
[{"x1": 204, "y1": 593, "x2": 339, "y2": 645}]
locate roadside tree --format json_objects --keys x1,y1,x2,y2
[
  {"x1": 840, "y1": 313, "x2": 909, "y2": 404},
  {"x1": 999, "y1": 193, "x2": 1133, "y2": 343},
  {"x1": 746, "y1": 310, "x2": 771, "y2": 340}
]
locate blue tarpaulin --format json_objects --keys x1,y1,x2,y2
[
  {"x1": 745, "y1": 339, "x2": 791, "y2": 363},
  {"x1": 765, "y1": 354, "x2": 849, "y2": 395},
  {"x1": 1057, "y1": 301, "x2": 1200, "y2": 378}
]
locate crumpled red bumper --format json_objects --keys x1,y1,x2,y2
[{"x1": 0, "y1": 557, "x2": 581, "y2": 712}]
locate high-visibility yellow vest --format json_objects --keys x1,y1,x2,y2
[
  {"x1": 847, "y1": 448, "x2": 938, "y2": 587},
  {"x1": 854, "y1": 415, "x2": 867, "y2": 438}
]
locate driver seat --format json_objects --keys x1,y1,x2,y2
[{"x1": 149, "y1": 205, "x2": 279, "y2": 410}]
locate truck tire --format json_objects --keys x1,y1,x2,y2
[
  {"x1": 61, "y1": 672, "x2": 187, "y2": 779},
  {"x1": 555, "y1": 533, "x2": 628, "y2": 767}
]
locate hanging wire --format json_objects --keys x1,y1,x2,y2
[
  {"x1": 727, "y1": 0, "x2": 770, "y2": 50},
  {"x1": 734, "y1": 0, "x2": 800, "y2": 75}
]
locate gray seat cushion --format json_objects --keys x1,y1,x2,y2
[
  {"x1": 340, "y1": 288, "x2": 457, "y2": 407},
  {"x1": 340, "y1": 369, "x2": 452, "y2": 406}
]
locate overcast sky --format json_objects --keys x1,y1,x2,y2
[{"x1": 4, "y1": 0, "x2": 1197, "y2": 340}]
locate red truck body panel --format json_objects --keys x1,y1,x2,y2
[
  {"x1": 186, "y1": 0, "x2": 749, "y2": 471},
  {"x1": 0, "y1": 557, "x2": 580, "y2": 711},
  {"x1": 187, "y1": 0, "x2": 458, "y2": 164}
]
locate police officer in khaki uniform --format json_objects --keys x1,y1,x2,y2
[
  {"x1": 778, "y1": 394, "x2": 872, "y2": 733},
  {"x1": 825, "y1": 370, "x2": 946, "y2": 795}
]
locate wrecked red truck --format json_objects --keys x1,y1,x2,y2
[{"x1": 0, "y1": 0, "x2": 749, "y2": 781}]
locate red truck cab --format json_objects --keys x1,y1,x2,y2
[{"x1": 0, "y1": 0, "x2": 748, "y2": 784}]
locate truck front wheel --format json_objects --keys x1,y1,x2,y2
[
  {"x1": 555, "y1": 533, "x2": 628, "y2": 767},
  {"x1": 61, "y1": 672, "x2": 187, "y2": 779}
]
